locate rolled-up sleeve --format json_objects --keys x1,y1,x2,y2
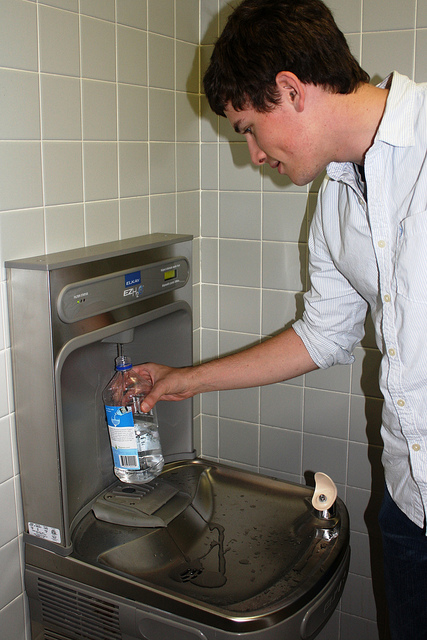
[{"x1": 293, "y1": 183, "x2": 370, "y2": 369}]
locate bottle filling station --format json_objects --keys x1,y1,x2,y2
[{"x1": 7, "y1": 233, "x2": 350, "y2": 640}]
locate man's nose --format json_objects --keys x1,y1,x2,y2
[{"x1": 247, "y1": 138, "x2": 267, "y2": 165}]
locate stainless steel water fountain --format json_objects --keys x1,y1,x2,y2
[{"x1": 7, "y1": 233, "x2": 350, "y2": 640}]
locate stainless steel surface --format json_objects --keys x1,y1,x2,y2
[
  {"x1": 7, "y1": 233, "x2": 194, "y2": 552},
  {"x1": 71, "y1": 460, "x2": 349, "y2": 625}
]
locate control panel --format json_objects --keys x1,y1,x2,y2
[{"x1": 57, "y1": 256, "x2": 190, "y2": 323}]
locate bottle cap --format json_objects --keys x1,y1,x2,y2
[{"x1": 115, "y1": 355, "x2": 132, "y2": 371}]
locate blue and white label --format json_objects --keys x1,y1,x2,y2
[
  {"x1": 124, "y1": 270, "x2": 141, "y2": 288},
  {"x1": 105, "y1": 405, "x2": 140, "y2": 470}
]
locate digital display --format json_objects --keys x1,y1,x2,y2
[
  {"x1": 164, "y1": 269, "x2": 177, "y2": 281},
  {"x1": 124, "y1": 270, "x2": 141, "y2": 288}
]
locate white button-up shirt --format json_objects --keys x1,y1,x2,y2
[{"x1": 294, "y1": 72, "x2": 427, "y2": 529}]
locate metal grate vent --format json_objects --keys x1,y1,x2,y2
[
  {"x1": 38, "y1": 577, "x2": 122, "y2": 640},
  {"x1": 44, "y1": 631, "x2": 76, "y2": 640}
]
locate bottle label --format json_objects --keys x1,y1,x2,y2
[{"x1": 105, "y1": 405, "x2": 140, "y2": 470}]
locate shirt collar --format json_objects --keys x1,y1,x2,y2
[
  {"x1": 326, "y1": 71, "x2": 416, "y2": 183},
  {"x1": 375, "y1": 71, "x2": 416, "y2": 147}
]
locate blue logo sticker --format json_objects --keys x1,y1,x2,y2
[{"x1": 125, "y1": 270, "x2": 141, "y2": 287}]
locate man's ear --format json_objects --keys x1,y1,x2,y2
[{"x1": 275, "y1": 71, "x2": 305, "y2": 112}]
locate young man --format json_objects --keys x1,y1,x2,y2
[{"x1": 137, "y1": 1, "x2": 427, "y2": 637}]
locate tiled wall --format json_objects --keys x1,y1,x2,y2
[
  {"x1": 0, "y1": 0, "x2": 200, "y2": 637},
  {"x1": 199, "y1": 1, "x2": 427, "y2": 640}
]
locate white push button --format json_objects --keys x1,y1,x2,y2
[
  {"x1": 388, "y1": 348, "x2": 396, "y2": 357},
  {"x1": 397, "y1": 399, "x2": 405, "y2": 407},
  {"x1": 412, "y1": 444, "x2": 421, "y2": 452},
  {"x1": 384, "y1": 294, "x2": 391, "y2": 303},
  {"x1": 378, "y1": 240, "x2": 386, "y2": 248}
]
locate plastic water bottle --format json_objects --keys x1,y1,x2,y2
[{"x1": 103, "y1": 355, "x2": 164, "y2": 484}]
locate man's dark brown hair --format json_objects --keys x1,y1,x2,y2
[{"x1": 203, "y1": 0, "x2": 370, "y2": 115}]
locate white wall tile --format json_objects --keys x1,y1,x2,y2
[
  {"x1": 176, "y1": 41, "x2": 199, "y2": 93},
  {"x1": 261, "y1": 290, "x2": 304, "y2": 336},
  {"x1": 43, "y1": 141, "x2": 83, "y2": 205},
  {"x1": 219, "y1": 143, "x2": 262, "y2": 191},
  {"x1": 177, "y1": 143, "x2": 199, "y2": 192},
  {"x1": 262, "y1": 241, "x2": 307, "y2": 292},
  {"x1": 260, "y1": 383, "x2": 303, "y2": 431},
  {"x1": 176, "y1": 93, "x2": 199, "y2": 142},
  {"x1": 119, "y1": 197, "x2": 149, "y2": 239},
  {"x1": 118, "y1": 85, "x2": 148, "y2": 141},
  {"x1": 219, "y1": 239, "x2": 261, "y2": 287},
  {"x1": 0, "y1": 0, "x2": 38, "y2": 72},
  {"x1": 324, "y1": 0, "x2": 362, "y2": 34},
  {"x1": 176, "y1": 0, "x2": 199, "y2": 44},
  {"x1": 117, "y1": 0, "x2": 147, "y2": 30},
  {"x1": 415, "y1": 29, "x2": 427, "y2": 82},
  {"x1": 39, "y1": 5, "x2": 80, "y2": 76},
  {"x1": 0, "y1": 537, "x2": 22, "y2": 610},
  {"x1": 117, "y1": 26, "x2": 148, "y2": 86},
  {"x1": 82, "y1": 80, "x2": 117, "y2": 141},
  {"x1": 149, "y1": 193, "x2": 176, "y2": 233},
  {"x1": 260, "y1": 426, "x2": 302, "y2": 475},
  {"x1": 0, "y1": 416, "x2": 13, "y2": 485},
  {"x1": 45, "y1": 204, "x2": 85, "y2": 253},
  {"x1": 0, "y1": 69, "x2": 40, "y2": 140},
  {"x1": 80, "y1": 16, "x2": 116, "y2": 82},
  {"x1": 302, "y1": 433, "x2": 348, "y2": 485},
  {"x1": 263, "y1": 192, "x2": 308, "y2": 242},
  {"x1": 219, "y1": 387, "x2": 259, "y2": 423},
  {"x1": 219, "y1": 417, "x2": 259, "y2": 466},
  {"x1": 80, "y1": 0, "x2": 115, "y2": 22},
  {"x1": 148, "y1": 0, "x2": 174, "y2": 37},
  {"x1": 148, "y1": 33, "x2": 174, "y2": 90},
  {"x1": 85, "y1": 199, "x2": 119, "y2": 245},
  {"x1": 0, "y1": 479, "x2": 18, "y2": 547},
  {"x1": 83, "y1": 142, "x2": 118, "y2": 201},
  {"x1": 119, "y1": 142, "x2": 149, "y2": 197},
  {"x1": 0, "y1": 209, "x2": 45, "y2": 275},
  {"x1": 219, "y1": 192, "x2": 261, "y2": 240},
  {"x1": 149, "y1": 89, "x2": 175, "y2": 141},
  {"x1": 149, "y1": 142, "x2": 175, "y2": 194},
  {"x1": 0, "y1": 143, "x2": 43, "y2": 212},
  {"x1": 362, "y1": 31, "x2": 415, "y2": 82},
  {"x1": 41, "y1": 75, "x2": 82, "y2": 140},
  {"x1": 363, "y1": 0, "x2": 416, "y2": 32},
  {"x1": 303, "y1": 388, "x2": 350, "y2": 439},
  {"x1": 0, "y1": 593, "x2": 27, "y2": 640},
  {"x1": 177, "y1": 192, "x2": 200, "y2": 237},
  {"x1": 42, "y1": 0, "x2": 78, "y2": 10}
]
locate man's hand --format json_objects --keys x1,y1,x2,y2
[{"x1": 133, "y1": 363, "x2": 196, "y2": 412}]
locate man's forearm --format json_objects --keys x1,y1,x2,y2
[
  {"x1": 138, "y1": 327, "x2": 318, "y2": 411},
  {"x1": 188, "y1": 327, "x2": 317, "y2": 394}
]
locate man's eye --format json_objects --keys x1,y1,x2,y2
[{"x1": 244, "y1": 127, "x2": 252, "y2": 135}]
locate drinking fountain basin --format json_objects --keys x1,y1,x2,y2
[{"x1": 65, "y1": 459, "x2": 350, "y2": 638}]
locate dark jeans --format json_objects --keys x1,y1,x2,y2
[{"x1": 379, "y1": 485, "x2": 427, "y2": 640}]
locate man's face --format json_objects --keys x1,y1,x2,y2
[{"x1": 224, "y1": 99, "x2": 328, "y2": 186}]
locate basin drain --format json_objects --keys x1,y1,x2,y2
[{"x1": 179, "y1": 566, "x2": 204, "y2": 582}]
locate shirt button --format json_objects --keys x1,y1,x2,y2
[
  {"x1": 397, "y1": 399, "x2": 405, "y2": 407},
  {"x1": 378, "y1": 240, "x2": 386, "y2": 248},
  {"x1": 412, "y1": 444, "x2": 421, "y2": 452},
  {"x1": 384, "y1": 294, "x2": 391, "y2": 303},
  {"x1": 388, "y1": 348, "x2": 396, "y2": 357}
]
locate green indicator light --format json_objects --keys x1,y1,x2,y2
[{"x1": 164, "y1": 269, "x2": 177, "y2": 281}]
